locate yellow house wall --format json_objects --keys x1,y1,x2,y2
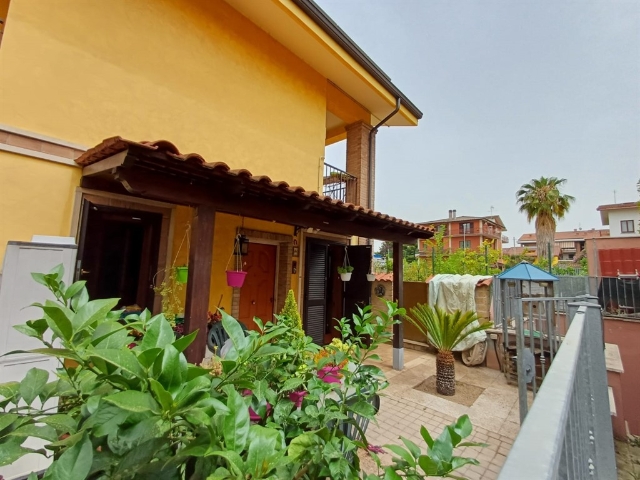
[
  {"x1": 0, "y1": 0, "x2": 326, "y2": 191},
  {"x1": 170, "y1": 207, "x2": 298, "y2": 319},
  {"x1": 0, "y1": 151, "x2": 80, "y2": 260}
]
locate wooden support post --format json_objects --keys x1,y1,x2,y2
[
  {"x1": 184, "y1": 205, "x2": 216, "y2": 364},
  {"x1": 392, "y1": 241, "x2": 404, "y2": 370}
]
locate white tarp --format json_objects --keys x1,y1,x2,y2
[{"x1": 428, "y1": 274, "x2": 492, "y2": 351}]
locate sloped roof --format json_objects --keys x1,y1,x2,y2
[
  {"x1": 496, "y1": 261, "x2": 558, "y2": 282},
  {"x1": 419, "y1": 215, "x2": 506, "y2": 229},
  {"x1": 597, "y1": 202, "x2": 638, "y2": 211},
  {"x1": 518, "y1": 229, "x2": 609, "y2": 244},
  {"x1": 597, "y1": 202, "x2": 639, "y2": 226},
  {"x1": 75, "y1": 137, "x2": 434, "y2": 242},
  {"x1": 375, "y1": 273, "x2": 393, "y2": 282}
]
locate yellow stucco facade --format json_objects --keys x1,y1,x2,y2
[
  {"x1": 0, "y1": 151, "x2": 80, "y2": 251},
  {"x1": 0, "y1": 0, "x2": 418, "y2": 318},
  {"x1": 0, "y1": 0, "x2": 327, "y2": 189},
  {"x1": 0, "y1": 0, "x2": 332, "y2": 306}
]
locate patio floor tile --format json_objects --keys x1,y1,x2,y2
[{"x1": 362, "y1": 344, "x2": 521, "y2": 478}]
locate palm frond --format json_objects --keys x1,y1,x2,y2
[{"x1": 406, "y1": 304, "x2": 492, "y2": 353}]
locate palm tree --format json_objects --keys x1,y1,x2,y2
[
  {"x1": 407, "y1": 305, "x2": 491, "y2": 396},
  {"x1": 516, "y1": 177, "x2": 575, "y2": 259}
]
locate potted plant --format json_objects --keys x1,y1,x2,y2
[
  {"x1": 338, "y1": 265, "x2": 354, "y2": 281},
  {"x1": 367, "y1": 257, "x2": 376, "y2": 281},
  {"x1": 226, "y1": 233, "x2": 248, "y2": 288},
  {"x1": 153, "y1": 266, "x2": 184, "y2": 325},
  {"x1": 175, "y1": 264, "x2": 188, "y2": 283},
  {"x1": 339, "y1": 246, "x2": 353, "y2": 281}
]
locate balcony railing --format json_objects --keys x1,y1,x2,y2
[
  {"x1": 457, "y1": 225, "x2": 501, "y2": 237},
  {"x1": 498, "y1": 302, "x2": 616, "y2": 479},
  {"x1": 322, "y1": 163, "x2": 356, "y2": 203}
]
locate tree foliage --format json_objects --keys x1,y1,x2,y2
[
  {"x1": 421, "y1": 226, "x2": 503, "y2": 277},
  {"x1": 516, "y1": 177, "x2": 575, "y2": 256}
]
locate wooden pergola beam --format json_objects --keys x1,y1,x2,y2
[
  {"x1": 183, "y1": 205, "x2": 216, "y2": 364},
  {"x1": 111, "y1": 166, "x2": 422, "y2": 244}
]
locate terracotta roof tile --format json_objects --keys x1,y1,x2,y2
[
  {"x1": 75, "y1": 137, "x2": 434, "y2": 237},
  {"x1": 375, "y1": 273, "x2": 393, "y2": 282}
]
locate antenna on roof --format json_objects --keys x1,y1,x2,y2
[
  {"x1": 614, "y1": 190, "x2": 617, "y2": 204},
  {"x1": 490, "y1": 205, "x2": 494, "y2": 215}
]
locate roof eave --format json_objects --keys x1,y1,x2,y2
[{"x1": 292, "y1": 0, "x2": 423, "y2": 120}]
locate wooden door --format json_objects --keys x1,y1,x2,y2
[
  {"x1": 343, "y1": 245, "x2": 373, "y2": 320},
  {"x1": 238, "y1": 243, "x2": 277, "y2": 330},
  {"x1": 76, "y1": 203, "x2": 162, "y2": 310}
]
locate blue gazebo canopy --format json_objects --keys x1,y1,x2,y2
[{"x1": 497, "y1": 261, "x2": 558, "y2": 282}]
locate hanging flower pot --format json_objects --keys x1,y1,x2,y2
[
  {"x1": 337, "y1": 266, "x2": 354, "y2": 281},
  {"x1": 226, "y1": 270, "x2": 247, "y2": 288},
  {"x1": 175, "y1": 266, "x2": 189, "y2": 284},
  {"x1": 366, "y1": 273, "x2": 376, "y2": 282},
  {"x1": 338, "y1": 246, "x2": 353, "y2": 281},
  {"x1": 226, "y1": 233, "x2": 247, "y2": 288}
]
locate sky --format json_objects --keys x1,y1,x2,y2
[{"x1": 318, "y1": 0, "x2": 640, "y2": 245}]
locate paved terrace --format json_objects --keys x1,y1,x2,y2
[{"x1": 361, "y1": 344, "x2": 525, "y2": 479}]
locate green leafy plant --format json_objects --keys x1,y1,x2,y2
[
  {"x1": 337, "y1": 265, "x2": 354, "y2": 274},
  {"x1": 406, "y1": 305, "x2": 492, "y2": 396},
  {"x1": 0, "y1": 265, "x2": 486, "y2": 479},
  {"x1": 366, "y1": 414, "x2": 487, "y2": 479},
  {"x1": 280, "y1": 290, "x2": 303, "y2": 332}
]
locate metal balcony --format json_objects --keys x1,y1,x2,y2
[{"x1": 322, "y1": 163, "x2": 356, "y2": 203}]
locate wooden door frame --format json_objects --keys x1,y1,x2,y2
[
  {"x1": 69, "y1": 187, "x2": 175, "y2": 313},
  {"x1": 230, "y1": 228, "x2": 293, "y2": 320}
]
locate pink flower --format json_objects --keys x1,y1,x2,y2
[
  {"x1": 127, "y1": 343, "x2": 136, "y2": 349},
  {"x1": 248, "y1": 407, "x2": 262, "y2": 422},
  {"x1": 367, "y1": 444, "x2": 385, "y2": 454},
  {"x1": 317, "y1": 366, "x2": 342, "y2": 384},
  {"x1": 243, "y1": 389, "x2": 271, "y2": 421},
  {"x1": 288, "y1": 390, "x2": 308, "y2": 408}
]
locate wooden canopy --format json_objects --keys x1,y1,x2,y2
[{"x1": 76, "y1": 137, "x2": 434, "y2": 244}]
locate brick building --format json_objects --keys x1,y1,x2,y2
[{"x1": 417, "y1": 210, "x2": 507, "y2": 255}]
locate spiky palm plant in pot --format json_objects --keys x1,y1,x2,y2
[{"x1": 407, "y1": 304, "x2": 492, "y2": 396}]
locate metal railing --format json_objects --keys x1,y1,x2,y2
[
  {"x1": 557, "y1": 275, "x2": 640, "y2": 319},
  {"x1": 498, "y1": 303, "x2": 616, "y2": 479},
  {"x1": 322, "y1": 163, "x2": 356, "y2": 203}
]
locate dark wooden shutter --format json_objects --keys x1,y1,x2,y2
[{"x1": 304, "y1": 242, "x2": 328, "y2": 345}]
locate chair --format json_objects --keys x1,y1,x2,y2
[
  {"x1": 341, "y1": 393, "x2": 381, "y2": 462},
  {"x1": 207, "y1": 320, "x2": 248, "y2": 353}
]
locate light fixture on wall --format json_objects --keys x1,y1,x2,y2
[{"x1": 234, "y1": 234, "x2": 249, "y2": 256}]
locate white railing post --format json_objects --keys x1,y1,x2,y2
[{"x1": 582, "y1": 302, "x2": 617, "y2": 477}]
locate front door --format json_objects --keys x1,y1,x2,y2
[
  {"x1": 343, "y1": 245, "x2": 373, "y2": 320},
  {"x1": 76, "y1": 201, "x2": 162, "y2": 310},
  {"x1": 238, "y1": 243, "x2": 277, "y2": 330}
]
